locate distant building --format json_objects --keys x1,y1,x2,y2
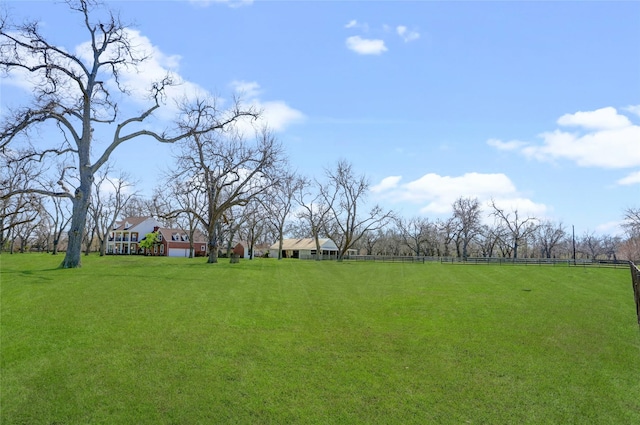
[
  {"x1": 107, "y1": 216, "x2": 161, "y2": 255},
  {"x1": 268, "y1": 238, "x2": 356, "y2": 259},
  {"x1": 152, "y1": 227, "x2": 208, "y2": 257}
]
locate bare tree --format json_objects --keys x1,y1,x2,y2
[
  {"x1": 358, "y1": 229, "x2": 386, "y2": 255},
  {"x1": 237, "y1": 198, "x2": 269, "y2": 259},
  {"x1": 601, "y1": 235, "x2": 621, "y2": 261},
  {"x1": 452, "y1": 197, "x2": 483, "y2": 260},
  {"x1": 621, "y1": 207, "x2": 640, "y2": 261},
  {"x1": 89, "y1": 167, "x2": 137, "y2": 256},
  {"x1": 294, "y1": 176, "x2": 333, "y2": 260},
  {"x1": 157, "y1": 177, "x2": 207, "y2": 258},
  {"x1": 264, "y1": 170, "x2": 304, "y2": 260},
  {"x1": 436, "y1": 217, "x2": 458, "y2": 257},
  {"x1": 624, "y1": 207, "x2": 640, "y2": 236},
  {"x1": 619, "y1": 236, "x2": 640, "y2": 262},
  {"x1": 378, "y1": 227, "x2": 403, "y2": 256},
  {"x1": 395, "y1": 216, "x2": 434, "y2": 257},
  {"x1": 221, "y1": 204, "x2": 247, "y2": 258},
  {"x1": 0, "y1": 151, "x2": 42, "y2": 252},
  {"x1": 83, "y1": 204, "x2": 97, "y2": 255},
  {"x1": 489, "y1": 199, "x2": 538, "y2": 259},
  {"x1": 321, "y1": 160, "x2": 394, "y2": 261},
  {"x1": 534, "y1": 220, "x2": 566, "y2": 259},
  {"x1": 578, "y1": 231, "x2": 605, "y2": 260},
  {"x1": 0, "y1": 1, "x2": 253, "y2": 267},
  {"x1": 11, "y1": 197, "x2": 44, "y2": 253},
  {"x1": 120, "y1": 196, "x2": 156, "y2": 220},
  {"x1": 172, "y1": 121, "x2": 283, "y2": 263},
  {"x1": 41, "y1": 182, "x2": 73, "y2": 255},
  {"x1": 32, "y1": 215, "x2": 53, "y2": 252},
  {"x1": 476, "y1": 224, "x2": 501, "y2": 258}
]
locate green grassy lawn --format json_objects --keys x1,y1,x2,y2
[{"x1": 2, "y1": 254, "x2": 639, "y2": 424}]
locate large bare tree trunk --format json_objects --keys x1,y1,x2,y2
[
  {"x1": 61, "y1": 169, "x2": 91, "y2": 268},
  {"x1": 207, "y1": 226, "x2": 219, "y2": 264},
  {"x1": 277, "y1": 236, "x2": 284, "y2": 260}
]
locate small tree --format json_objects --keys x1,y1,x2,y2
[{"x1": 139, "y1": 232, "x2": 158, "y2": 256}]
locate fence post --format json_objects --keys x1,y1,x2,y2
[{"x1": 631, "y1": 262, "x2": 640, "y2": 327}]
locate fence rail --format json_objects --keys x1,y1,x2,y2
[
  {"x1": 346, "y1": 255, "x2": 630, "y2": 268},
  {"x1": 631, "y1": 262, "x2": 640, "y2": 326}
]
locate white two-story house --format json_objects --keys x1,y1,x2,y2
[{"x1": 106, "y1": 216, "x2": 162, "y2": 255}]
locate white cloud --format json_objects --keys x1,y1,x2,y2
[
  {"x1": 189, "y1": 0, "x2": 253, "y2": 7},
  {"x1": 485, "y1": 197, "x2": 549, "y2": 223},
  {"x1": 2, "y1": 29, "x2": 206, "y2": 120},
  {"x1": 617, "y1": 170, "x2": 640, "y2": 186},
  {"x1": 371, "y1": 172, "x2": 547, "y2": 218},
  {"x1": 595, "y1": 220, "x2": 626, "y2": 236},
  {"x1": 486, "y1": 138, "x2": 527, "y2": 151},
  {"x1": 557, "y1": 106, "x2": 631, "y2": 130},
  {"x1": 623, "y1": 105, "x2": 640, "y2": 118},
  {"x1": 230, "y1": 80, "x2": 262, "y2": 98},
  {"x1": 345, "y1": 36, "x2": 388, "y2": 55},
  {"x1": 230, "y1": 80, "x2": 305, "y2": 132},
  {"x1": 6, "y1": 28, "x2": 303, "y2": 132},
  {"x1": 257, "y1": 100, "x2": 306, "y2": 132},
  {"x1": 344, "y1": 19, "x2": 369, "y2": 31},
  {"x1": 75, "y1": 29, "x2": 209, "y2": 120},
  {"x1": 345, "y1": 19, "x2": 358, "y2": 29},
  {"x1": 525, "y1": 126, "x2": 640, "y2": 168},
  {"x1": 371, "y1": 176, "x2": 402, "y2": 193},
  {"x1": 488, "y1": 106, "x2": 640, "y2": 169},
  {"x1": 396, "y1": 25, "x2": 420, "y2": 42}
]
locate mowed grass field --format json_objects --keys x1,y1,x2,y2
[{"x1": 1, "y1": 254, "x2": 639, "y2": 424}]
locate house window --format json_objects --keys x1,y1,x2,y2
[
  {"x1": 201, "y1": 245, "x2": 206, "y2": 251},
  {"x1": 157, "y1": 234, "x2": 163, "y2": 242},
  {"x1": 160, "y1": 245, "x2": 165, "y2": 254},
  {"x1": 181, "y1": 234, "x2": 189, "y2": 241},
  {"x1": 172, "y1": 233, "x2": 179, "y2": 241},
  {"x1": 154, "y1": 246, "x2": 158, "y2": 254}
]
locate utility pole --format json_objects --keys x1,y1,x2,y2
[{"x1": 572, "y1": 225, "x2": 576, "y2": 266}]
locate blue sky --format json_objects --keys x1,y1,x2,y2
[{"x1": 2, "y1": 0, "x2": 639, "y2": 235}]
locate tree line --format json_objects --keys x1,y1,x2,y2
[
  {"x1": 1, "y1": 1, "x2": 639, "y2": 266},
  {"x1": 3, "y1": 139, "x2": 640, "y2": 263}
]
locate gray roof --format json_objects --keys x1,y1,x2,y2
[
  {"x1": 113, "y1": 216, "x2": 156, "y2": 231},
  {"x1": 157, "y1": 227, "x2": 207, "y2": 244},
  {"x1": 270, "y1": 238, "x2": 337, "y2": 251}
]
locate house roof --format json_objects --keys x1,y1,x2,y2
[
  {"x1": 269, "y1": 238, "x2": 338, "y2": 251},
  {"x1": 113, "y1": 216, "x2": 156, "y2": 231},
  {"x1": 156, "y1": 227, "x2": 207, "y2": 244}
]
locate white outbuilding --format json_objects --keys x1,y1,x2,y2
[{"x1": 269, "y1": 238, "x2": 340, "y2": 259}]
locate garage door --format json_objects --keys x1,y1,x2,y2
[{"x1": 168, "y1": 248, "x2": 189, "y2": 257}]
